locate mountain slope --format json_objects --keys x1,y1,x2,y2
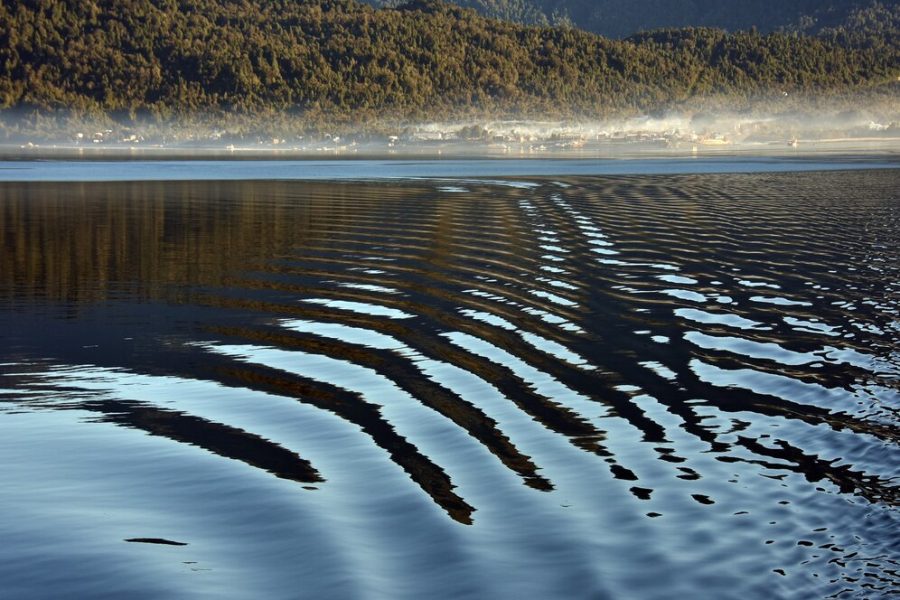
[
  {"x1": 363, "y1": 0, "x2": 900, "y2": 38},
  {"x1": 0, "y1": 0, "x2": 896, "y2": 124}
]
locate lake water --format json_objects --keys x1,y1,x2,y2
[{"x1": 1, "y1": 160, "x2": 898, "y2": 599}]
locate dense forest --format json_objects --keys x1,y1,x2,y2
[
  {"x1": 0, "y1": 0, "x2": 898, "y2": 131},
  {"x1": 364, "y1": 0, "x2": 900, "y2": 38}
]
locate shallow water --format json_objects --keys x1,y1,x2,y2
[{"x1": 1, "y1": 169, "x2": 898, "y2": 599}]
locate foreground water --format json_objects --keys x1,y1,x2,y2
[{"x1": 1, "y1": 165, "x2": 898, "y2": 599}]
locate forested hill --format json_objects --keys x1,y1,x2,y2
[
  {"x1": 363, "y1": 0, "x2": 900, "y2": 39},
  {"x1": 1, "y1": 0, "x2": 897, "y2": 124}
]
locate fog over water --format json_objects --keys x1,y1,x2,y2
[{"x1": 3, "y1": 98, "x2": 899, "y2": 158}]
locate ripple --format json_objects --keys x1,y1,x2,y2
[
  {"x1": 675, "y1": 308, "x2": 768, "y2": 331},
  {"x1": 685, "y1": 331, "x2": 819, "y2": 366},
  {"x1": 662, "y1": 289, "x2": 707, "y2": 303},
  {"x1": 302, "y1": 298, "x2": 416, "y2": 319},
  {"x1": 1, "y1": 171, "x2": 898, "y2": 599},
  {"x1": 658, "y1": 274, "x2": 699, "y2": 285},
  {"x1": 750, "y1": 295, "x2": 813, "y2": 307}
]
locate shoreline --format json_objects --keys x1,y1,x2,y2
[
  {"x1": 1, "y1": 154, "x2": 898, "y2": 183},
  {"x1": 3, "y1": 136, "x2": 899, "y2": 162}
]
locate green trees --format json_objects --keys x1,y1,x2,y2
[
  {"x1": 364, "y1": 0, "x2": 900, "y2": 39},
  {"x1": 0, "y1": 0, "x2": 896, "y2": 123}
]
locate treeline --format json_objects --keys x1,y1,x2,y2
[
  {"x1": 364, "y1": 0, "x2": 555, "y2": 27},
  {"x1": 0, "y1": 0, "x2": 897, "y2": 124},
  {"x1": 363, "y1": 0, "x2": 900, "y2": 39}
]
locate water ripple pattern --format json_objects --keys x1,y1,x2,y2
[{"x1": 0, "y1": 171, "x2": 898, "y2": 599}]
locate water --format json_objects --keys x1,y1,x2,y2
[
  {"x1": 1, "y1": 154, "x2": 899, "y2": 181},
  {"x1": 1, "y1": 164, "x2": 898, "y2": 599}
]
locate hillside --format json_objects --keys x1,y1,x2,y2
[
  {"x1": 0, "y1": 0, "x2": 897, "y2": 132},
  {"x1": 363, "y1": 0, "x2": 900, "y2": 38}
]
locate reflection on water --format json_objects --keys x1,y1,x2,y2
[{"x1": 1, "y1": 171, "x2": 898, "y2": 598}]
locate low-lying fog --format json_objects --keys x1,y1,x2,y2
[{"x1": 3, "y1": 99, "x2": 899, "y2": 158}]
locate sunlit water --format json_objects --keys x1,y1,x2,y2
[{"x1": 1, "y1": 164, "x2": 898, "y2": 599}]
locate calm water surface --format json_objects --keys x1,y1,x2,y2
[{"x1": 1, "y1": 166, "x2": 898, "y2": 599}]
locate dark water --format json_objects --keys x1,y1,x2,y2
[{"x1": 1, "y1": 169, "x2": 898, "y2": 599}]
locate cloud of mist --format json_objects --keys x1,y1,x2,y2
[{"x1": 2, "y1": 94, "x2": 898, "y2": 156}]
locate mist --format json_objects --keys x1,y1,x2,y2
[{"x1": 2, "y1": 95, "x2": 898, "y2": 159}]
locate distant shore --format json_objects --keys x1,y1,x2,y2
[{"x1": 2, "y1": 136, "x2": 898, "y2": 163}]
